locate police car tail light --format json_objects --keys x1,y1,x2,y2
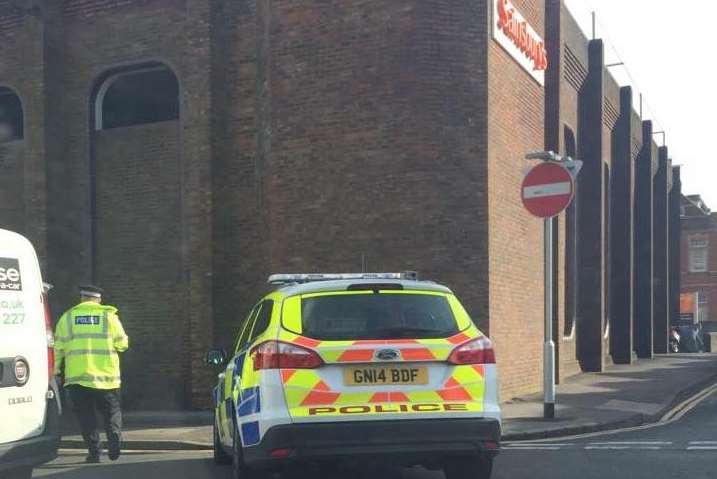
[
  {"x1": 447, "y1": 336, "x2": 496, "y2": 365},
  {"x1": 252, "y1": 341, "x2": 323, "y2": 370}
]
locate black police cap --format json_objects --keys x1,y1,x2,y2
[{"x1": 79, "y1": 285, "x2": 104, "y2": 298}]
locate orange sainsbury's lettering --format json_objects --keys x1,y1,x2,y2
[{"x1": 496, "y1": 0, "x2": 548, "y2": 72}]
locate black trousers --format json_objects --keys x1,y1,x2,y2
[{"x1": 67, "y1": 385, "x2": 122, "y2": 455}]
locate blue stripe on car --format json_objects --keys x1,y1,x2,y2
[
  {"x1": 238, "y1": 387, "x2": 261, "y2": 417},
  {"x1": 241, "y1": 421, "x2": 260, "y2": 446}
]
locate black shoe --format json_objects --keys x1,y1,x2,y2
[
  {"x1": 108, "y1": 435, "x2": 121, "y2": 461},
  {"x1": 85, "y1": 453, "x2": 101, "y2": 464}
]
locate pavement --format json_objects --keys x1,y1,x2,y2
[{"x1": 58, "y1": 353, "x2": 717, "y2": 451}]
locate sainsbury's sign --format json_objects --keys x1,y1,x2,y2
[{"x1": 493, "y1": 0, "x2": 548, "y2": 86}]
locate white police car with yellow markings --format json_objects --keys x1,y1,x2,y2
[{"x1": 207, "y1": 273, "x2": 501, "y2": 479}]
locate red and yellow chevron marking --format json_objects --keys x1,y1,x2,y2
[
  {"x1": 277, "y1": 329, "x2": 481, "y2": 365},
  {"x1": 281, "y1": 364, "x2": 485, "y2": 417}
]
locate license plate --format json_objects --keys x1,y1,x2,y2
[{"x1": 344, "y1": 366, "x2": 429, "y2": 386}]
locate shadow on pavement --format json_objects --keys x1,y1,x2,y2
[{"x1": 35, "y1": 453, "x2": 431, "y2": 479}]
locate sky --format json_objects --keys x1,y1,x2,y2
[{"x1": 563, "y1": 0, "x2": 717, "y2": 209}]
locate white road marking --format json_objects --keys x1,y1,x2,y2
[
  {"x1": 588, "y1": 441, "x2": 671, "y2": 445},
  {"x1": 504, "y1": 443, "x2": 573, "y2": 447},
  {"x1": 689, "y1": 441, "x2": 717, "y2": 444},
  {"x1": 687, "y1": 446, "x2": 717, "y2": 450}
]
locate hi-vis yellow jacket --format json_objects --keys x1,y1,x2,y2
[{"x1": 54, "y1": 301, "x2": 129, "y2": 390}]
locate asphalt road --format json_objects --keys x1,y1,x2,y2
[{"x1": 35, "y1": 387, "x2": 717, "y2": 479}]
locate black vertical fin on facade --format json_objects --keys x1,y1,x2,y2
[
  {"x1": 577, "y1": 39, "x2": 606, "y2": 372},
  {"x1": 652, "y1": 147, "x2": 670, "y2": 353},
  {"x1": 635, "y1": 121, "x2": 654, "y2": 358},
  {"x1": 669, "y1": 167, "x2": 682, "y2": 331},
  {"x1": 544, "y1": 0, "x2": 562, "y2": 379},
  {"x1": 609, "y1": 86, "x2": 634, "y2": 363}
]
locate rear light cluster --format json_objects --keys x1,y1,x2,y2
[
  {"x1": 447, "y1": 336, "x2": 496, "y2": 365},
  {"x1": 42, "y1": 291, "x2": 55, "y2": 380},
  {"x1": 252, "y1": 341, "x2": 323, "y2": 370}
]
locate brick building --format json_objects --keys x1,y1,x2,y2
[
  {"x1": 0, "y1": 0, "x2": 680, "y2": 409},
  {"x1": 681, "y1": 195, "x2": 717, "y2": 327}
]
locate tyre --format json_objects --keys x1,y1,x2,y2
[
  {"x1": 3, "y1": 467, "x2": 33, "y2": 479},
  {"x1": 214, "y1": 415, "x2": 233, "y2": 465},
  {"x1": 232, "y1": 421, "x2": 264, "y2": 479},
  {"x1": 444, "y1": 455, "x2": 493, "y2": 479}
]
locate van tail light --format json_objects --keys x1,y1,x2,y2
[
  {"x1": 252, "y1": 341, "x2": 323, "y2": 370},
  {"x1": 447, "y1": 336, "x2": 496, "y2": 365},
  {"x1": 42, "y1": 292, "x2": 55, "y2": 381}
]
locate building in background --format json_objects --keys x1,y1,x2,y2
[
  {"x1": 0, "y1": 0, "x2": 680, "y2": 409},
  {"x1": 681, "y1": 195, "x2": 717, "y2": 331}
]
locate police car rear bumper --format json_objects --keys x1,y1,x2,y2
[
  {"x1": 244, "y1": 418, "x2": 501, "y2": 468},
  {"x1": 0, "y1": 397, "x2": 61, "y2": 471}
]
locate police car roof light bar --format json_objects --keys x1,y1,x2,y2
[{"x1": 267, "y1": 272, "x2": 419, "y2": 285}]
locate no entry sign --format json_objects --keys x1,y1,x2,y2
[{"x1": 522, "y1": 162, "x2": 575, "y2": 218}]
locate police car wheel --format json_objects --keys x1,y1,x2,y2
[
  {"x1": 232, "y1": 421, "x2": 265, "y2": 479},
  {"x1": 214, "y1": 416, "x2": 233, "y2": 465},
  {"x1": 2, "y1": 467, "x2": 33, "y2": 479},
  {"x1": 443, "y1": 455, "x2": 493, "y2": 479}
]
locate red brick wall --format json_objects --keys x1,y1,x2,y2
[
  {"x1": 94, "y1": 122, "x2": 185, "y2": 408},
  {"x1": 0, "y1": 140, "x2": 24, "y2": 233},
  {"x1": 246, "y1": 0, "x2": 491, "y2": 331},
  {"x1": 556, "y1": 3, "x2": 588, "y2": 380},
  {"x1": 488, "y1": 0, "x2": 547, "y2": 399},
  {"x1": 681, "y1": 217, "x2": 717, "y2": 323}
]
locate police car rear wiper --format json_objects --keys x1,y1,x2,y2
[{"x1": 370, "y1": 327, "x2": 454, "y2": 339}]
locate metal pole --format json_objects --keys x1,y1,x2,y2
[{"x1": 544, "y1": 216, "x2": 556, "y2": 419}]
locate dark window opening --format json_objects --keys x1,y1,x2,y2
[
  {"x1": 300, "y1": 293, "x2": 459, "y2": 341},
  {"x1": 98, "y1": 67, "x2": 179, "y2": 130},
  {"x1": 564, "y1": 126, "x2": 578, "y2": 337},
  {"x1": 250, "y1": 300, "x2": 274, "y2": 342},
  {"x1": 0, "y1": 89, "x2": 23, "y2": 143}
]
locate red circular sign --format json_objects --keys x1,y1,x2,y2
[{"x1": 521, "y1": 162, "x2": 575, "y2": 218}]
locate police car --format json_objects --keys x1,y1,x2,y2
[
  {"x1": 207, "y1": 273, "x2": 501, "y2": 479},
  {"x1": 0, "y1": 229, "x2": 61, "y2": 479}
]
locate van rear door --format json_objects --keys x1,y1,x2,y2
[{"x1": 0, "y1": 229, "x2": 49, "y2": 444}]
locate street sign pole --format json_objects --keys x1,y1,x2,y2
[
  {"x1": 544, "y1": 216, "x2": 555, "y2": 419},
  {"x1": 523, "y1": 152, "x2": 582, "y2": 421}
]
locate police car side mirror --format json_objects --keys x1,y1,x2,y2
[{"x1": 205, "y1": 349, "x2": 227, "y2": 367}]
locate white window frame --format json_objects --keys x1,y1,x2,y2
[{"x1": 689, "y1": 236, "x2": 709, "y2": 273}]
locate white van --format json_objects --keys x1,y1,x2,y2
[{"x1": 0, "y1": 229, "x2": 61, "y2": 479}]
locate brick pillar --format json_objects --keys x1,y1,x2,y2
[
  {"x1": 182, "y1": 0, "x2": 215, "y2": 408},
  {"x1": 634, "y1": 121, "x2": 654, "y2": 359},
  {"x1": 19, "y1": 2, "x2": 64, "y2": 272},
  {"x1": 669, "y1": 167, "x2": 681, "y2": 330},
  {"x1": 609, "y1": 86, "x2": 635, "y2": 364},
  {"x1": 652, "y1": 147, "x2": 669, "y2": 354},
  {"x1": 576, "y1": 40, "x2": 606, "y2": 372}
]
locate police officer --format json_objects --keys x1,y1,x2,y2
[{"x1": 54, "y1": 285, "x2": 129, "y2": 463}]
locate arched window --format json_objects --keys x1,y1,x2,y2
[
  {"x1": 0, "y1": 88, "x2": 23, "y2": 143},
  {"x1": 95, "y1": 65, "x2": 179, "y2": 131}
]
